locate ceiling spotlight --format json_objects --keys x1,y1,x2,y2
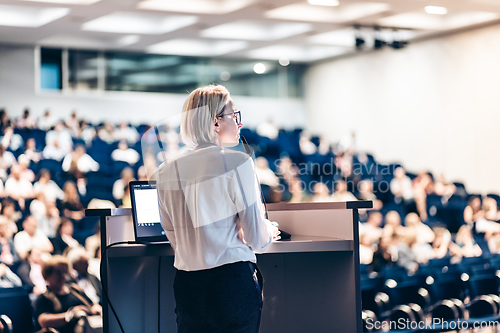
[
  {"x1": 373, "y1": 26, "x2": 386, "y2": 50},
  {"x1": 253, "y1": 63, "x2": 266, "y2": 74},
  {"x1": 374, "y1": 39, "x2": 386, "y2": 49},
  {"x1": 389, "y1": 28, "x2": 408, "y2": 49},
  {"x1": 279, "y1": 57, "x2": 290, "y2": 66},
  {"x1": 425, "y1": 6, "x2": 447, "y2": 15},
  {"x1": 307, "y1": 0, "x2": 339, "y2": 6},
  {"x1": 354, "y1": 25, "x2": 364, "y2": 51},
  {"x1": 355, "y1": 38, "x2": 365, "y2": 50},
  {"x1": 220, "y1": 71, "x2": 231, "y2": 81}
]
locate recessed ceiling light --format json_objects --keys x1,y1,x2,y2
[
  {"x1": 19, "y1": 0, "x2": 100, "y2": 4},
  {"x1": 307, "y1": 0, "x2": 339, "y2": 6},
  {"x1": 147, "y1": 39, "x2": 247, "y2": 56},
  {"x1": 138, "y1": 0, "x2": 254, "y2": 15},
  {"x1": 279, "y1": 57, "x2": 290, "y2": 66},
  {"x1": 220, "y1": 71, "x2": 231, "y2": 81},
  {"x1": 253, "y1": 63, "x2": 266, "y2": 74},
  {"x1": 82, "y1": 12, "x2": 197, "y2": 35},
  {"x1": 0, "y1": 4, "x2": 69, "y2": 27},
  {"x1": 425, "y1": 6, "x2": 447, "y2": 15},
  {"x1": 201, "y1": 20, "x2": 312, "y2": 41}
]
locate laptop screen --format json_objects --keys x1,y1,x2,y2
[{"x1": 129, "y1": 180, "x2": 168, "y2": 243}]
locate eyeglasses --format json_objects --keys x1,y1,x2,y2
[{"x1": 217, "y1": 110, "x2": 241, "y2": 125}]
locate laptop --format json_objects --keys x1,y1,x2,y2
[{"x1": 129, "y1": 180, "x2": 168, "y2": 243}]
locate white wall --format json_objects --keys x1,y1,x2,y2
[
  {"x1": 305, "y1": 24, "x2": 500, "y2": 194},
  {"x1": 0, "y1": 44, "x2": 305, "y2": 129}
]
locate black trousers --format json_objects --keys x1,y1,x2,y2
[{"x1": 173, "y1": 261, "x2": 263, "y2": 333}]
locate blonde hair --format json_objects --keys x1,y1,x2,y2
[
  {"x1": 181, "y1": 85, "x2": 230, "y2": 147},
  {"x1": 42, "y1": 255, "x2": 69, "y2": 280}
]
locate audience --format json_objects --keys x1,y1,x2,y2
[
  {"x1": 60, "y1": 181, "x2": 85, "y2": 221},
  {"x1": 0, "y1": 109, "x2": 499, "y2": 327},
  {"x1": 331, "y1": 180, "x2": 357, "y2": 202},
  {"x1": 51, "y1": 218, "x2": 80, "y2": 256},
  {"x1": 111, "y1": 140, "x2": 140, "y2": 165},
  {"x1": 13, "y1": 215, "x2": 53, "y2": 260},
  {"x1": 34, "y1": 256, "x2": 102, "y2": 333},
  {"x1": 67, "y1": 248, "x2": 102, "y2": 304},
  {"x1": 16, "y1": 248, "x2": 46, "y2": 296}
]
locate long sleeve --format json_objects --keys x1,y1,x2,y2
[{"x1": 232, "y1": 157, "x2": 273, "y2": 253}]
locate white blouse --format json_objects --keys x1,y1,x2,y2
[{"x1": 156, "y1": 146, "x2": 274, "y2": 271}]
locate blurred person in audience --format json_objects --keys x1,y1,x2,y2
[
  {"x1": 371, "y1": 235, "x2": 393, "y2": 272},
  {"x1": 1, "y1": 198, "x2": 21, "y2": 238},
  {"x1": 142, "y1": 152, "x2": 158, "y2": 180},
  {"x1": 85, "y1": 223, "x2": 100, "y2": 260},
  {"x1": 289, "y1": 177, "x2": 308, "y2": 203},
  {"x1": 0, "y1": 146, "x2": 15, "y2": 180},
  {"x1": 42, "y1": 139, "x2": 66, "y2": 162},
  {"x1": 79, "y1": 120, "x2": 96, "y2": 145},
  {"x1": 405, "y1": 213, "x2": 435, "y2": 244},
  {"x1": 450, "y1": 225, "x2": 482, "y2": 259},
  {"x1": 46, "y1": 122, "x2": 72, "y2": 154},
  {"x1": 359, "y1": 234, "x2": 374, "y2": 265},
  {"x1": 434, "y1": 173, "x2": 456, "y2": 198},
  {"x1": 1, "y1": 126, "x2": 23, "y2": 153},
  {"x1": 464, "y1": 197, "x2": 500, "y2": 237},
  {"x1": 65, "y1": 111, "x2": 79, "y2": 137},
  {"x1": 24, "y1": 138, "x2": 42, "y2": 163},
  {"x1": 61, "y1": 181, "x2": 85, "y2": 221},
  {"x1": 4, "y1": 164, "x2": 34, "y2": 210},
  {"x1": 0, "y1": 109, "x2": 10, "y2": 136},
  {"x1": 0, "y1": 261, "x2": 22, "y2": 288},
  {"x1": 276, "y1": 156, "x2": 298, "y2": 184},
  {"x1": 16, "y1": 248, "x2": 46, "y2": 296},
  {"x1": 112, "y1": 167, "x2": 135, "y2": 201},
  {"x1": 0, "y1": 180, "x2": 5, "y2": 199},
  {"x1": 111, "y1": 140, "x2": 140, "y2": 165},
  {"x1": 158, "y1": 140, "x2": 185, "y2": 163},
  {"x1": 16, "y1": 108, "x2": 36, "y2": 129},
  {"x1": 97, "y1": 122, "x2": 116, "y2": 143},
  {"x1": 114, "y1": 121, "x2": 140, "y2": 144},
  {"x1": 413, "y1": 172, "x2": 434, "y2": 221},
  {"x1": 62, "y1": 144, "x2": 99, "y2": 177},
  {"x1": 483, "y1": 197, "x2": 500, "y2": 222},
  {"x1": 331, "y1": 180, "x2": 357, "y2": 202},
  {"x1": 0, "y1": 216, "x2": 19, "y2": 266},
  {"x1": 30, "y1": 192, "x2": 60, "y2": 238},
  {"x1": 38, "y1": 109, "x2": 57, "y2": 131},
  {"x1": 432, "y1": 227, "x2": 452, "y2": 259},
  {"x1": 317, "y1": 135, "x2": 331, "y2": 156},
  {"x1": 388, "y1": 231, "x2": 419, "y2": 273},
  {"x1": 256, "y1": 118, "x2": 278, "y2": 140},
  {"x1": 255, "y1": 157, "x2": 279, "y2": 187},
  {"x1": 390, "y1": 167, "x2": 414, "y2": 205},
  {"x1": 362, "y1": 211, "x2": 383, "y2": 244},
  {"x1": 120, "y1": 185, "x2": 131, "y2": 208},
  {"x1": 357, "y1": 179, "x2": 383, "y2": 212},
  {"x1": 67, "y1": 248, "x2": 101, "y2": 305},
  {"x1": 17, "y1": 154, "x2": 35, "y2": 182},
  {"x1": 34, "y1": 255, "x2": 102, "y2": 333},
  {"x1": 383, "y1": 211, "x2": 405, "y2": 239},
  {"x1": 14, "y1": 215, "x2": 53, "y2": 260},
  {"x1": 34, "y1": 169, "x2": 65, "y2": 202},
  {"x1": 51, "y1": 218, "x2": 80, "y2": 256},
  {"x1": 299, "y1": 132, "x2": 317, "y2": 155},
  {"x1": 310, "y1": 182, "x2": 333, "y2": 203},
  {"x1": 137, "y1": 165, "x2": 148, "y2": 181},
  {"x1": 334, "y1": 153, "x2": 353, "y2": 179}
]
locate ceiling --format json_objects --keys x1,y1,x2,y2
[{"x1": 1, "y1": 0, "x2": 500, "y2": 62}]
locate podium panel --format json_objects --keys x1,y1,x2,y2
[{"x1": 87, "y1": 200, "x2": 371, "y2": 333}]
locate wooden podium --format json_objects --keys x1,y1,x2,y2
[{"x1": 87, "y1": 200, "x2": 371, "y2": 333}]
